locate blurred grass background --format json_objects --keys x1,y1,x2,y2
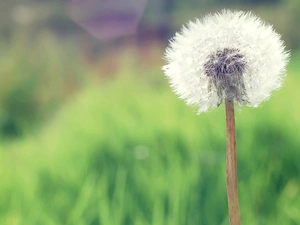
[{"x1": 0, "y1": 0, "x2": 300, "y2": 224}]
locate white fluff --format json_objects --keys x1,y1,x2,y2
[{"x1": 162, "y1": 10, "x2": 289, "y2": 114}]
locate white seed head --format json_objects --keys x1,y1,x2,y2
[{"x1": 162, "y1": 10, "x2": 289, "y2": 114}]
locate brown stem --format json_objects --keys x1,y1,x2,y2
[{"x1": 225, "y1": 100, "x2": 241, "y2": 225}]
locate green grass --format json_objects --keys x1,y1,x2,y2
[{"x1": 1, "y1": 46, "x2": 300, "y2": 225}]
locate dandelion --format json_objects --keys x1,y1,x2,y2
[
  {"x1": 163, "y1": 10, "x2": 289, "y2": 113},
  {"x1": 162, "y1": 10, "x2": 289, "y2": 225}
]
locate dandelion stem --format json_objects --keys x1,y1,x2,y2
[{"x1": 225, "y1": 100, "x2": 241, "y2": 225}]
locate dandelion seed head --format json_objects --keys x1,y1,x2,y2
[{"x1": 162, "y1": 10, "x2": 289, "y2": 114}]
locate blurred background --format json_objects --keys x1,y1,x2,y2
[{"x1": 0, "y1": 0, "x2": 300, "y2": 224}]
